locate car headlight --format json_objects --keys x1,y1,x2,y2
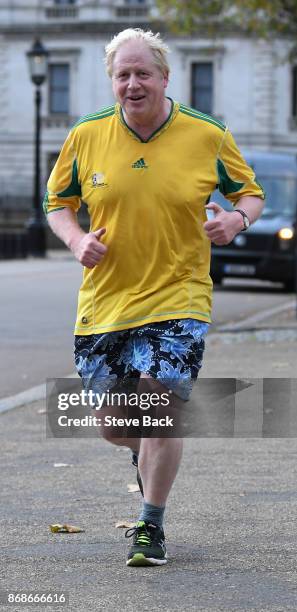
[{"x1": 278, "y1": 227, "x2": 294, "y2": 240}]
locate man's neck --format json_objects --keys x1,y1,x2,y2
[{"x1": 123, "y1": 98, "x2": 172, "y2": 141}]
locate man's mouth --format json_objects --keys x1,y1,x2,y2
[{"x1": 128, "y1": 96, "x2": 145, "y2": 101}]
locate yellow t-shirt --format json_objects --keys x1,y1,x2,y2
[{"x1": 44, "y1": 100, "x2": 264, "y2": 335}]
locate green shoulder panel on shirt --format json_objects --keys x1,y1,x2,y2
[
  {"x1": 179, "y1": 104, "x2": 226, "y2": 132},
  {"x1": 217, "y1": 158, "x2": 244, "y2": 195},
  {"x1": 72, "y1": 105, "x2": 116, "y2": 129},
  {"x1": 56, "y1": 158, "x2": 82, "y2": 198}
]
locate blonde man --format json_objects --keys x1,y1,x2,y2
[{"x1": 44, "y1": 28, "x2": 264, "y2": 567}]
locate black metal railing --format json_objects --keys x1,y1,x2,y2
[{"x1": 0, "y1": 231, "x2": 28, "y2": 259}]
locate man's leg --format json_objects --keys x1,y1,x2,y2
[
  {"x1": 96, "y1": 402, "x2": 142, "y2": 491},
  {"x1": 126, "y1": 373, "x2": 183, "y2": 566},
  {"x1": 137, "y1": 372, "x2": 183, "y2": 506},
  {"x1": 138, "y1": 436, "x2": 183, "y2": 506},
  {"x1": 94, "y1": 403, "x2": 141, "y2": 494},
  {"x1": 98, "y1": 375, "x2": 183, "y2": 503}
]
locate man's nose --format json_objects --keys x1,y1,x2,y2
[{"x1": 127, "y1": 73, "x2": 140, "y2": 89}]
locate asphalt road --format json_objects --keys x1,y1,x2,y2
[
  {"x1": 1, "y1": 254, "x2": 297, "y2": 612},
  {"x1": 2, "y1": 402, "x2": 297, "y2": 612},
  {"x1": 0, "y1": 252, "x2": 293, "y2": 399},
  {"x1": 0, "y1": 255, "x2": 82, "y2": 399}
]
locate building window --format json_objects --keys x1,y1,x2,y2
[
  {"x1": 292, "y1": 66, "x2": 297, "y2": 118},
  {"x1": 49, "y1": 64, "x2": 70, "y2": 114},
  {"x1": 46, "y1": 0, "x2": 77, "y2": 17},
  {"x1": 191, "y1": 63, "x2": 213, "y2": 115},
  {"x1": 116, "y1": 0, "x2": 148, "y2": 17}
]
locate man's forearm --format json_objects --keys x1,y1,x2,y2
[
  {"x1": 47, "y1": 208, "x2": 86, "y2": 253},
  {"x1": 234, "y1": 195, "x2": 265, "y2": 225}
]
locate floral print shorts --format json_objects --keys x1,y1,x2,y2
[{"x1": 74, "y1": 319, "x2": 209, "y2": 400}]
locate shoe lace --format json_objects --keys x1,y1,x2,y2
[{"x1": 125, "y1": 522, "x2": 152, "y2": 546}]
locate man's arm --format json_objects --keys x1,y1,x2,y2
[
  {"x1": 47, "y1": 208, "x2": 107, "y2": 268},
  {"x1": 203, "y1": 195, "x2": 264, "y2": 246}
]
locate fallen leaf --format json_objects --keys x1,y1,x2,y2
[
  {"x1": 127, "y1": 483, "x2": 140, "y2": 493},
  {"x1": 65, "y1": 524, "x2": 84, "y2": 533},
  {"x1": 115, "y1": 521, "x2": 137, "y2": 529},
  {"x1": 49, "y1": 524, "x2": 85, "y2": 533}
]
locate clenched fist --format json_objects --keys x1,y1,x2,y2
[
  {"x1": 203, "y1": 202, "x2": 243, "y2": 245},
  {"x1": 72, "y1": 227, "x2": 107, "y2": 268}
]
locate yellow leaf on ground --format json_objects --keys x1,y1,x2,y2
[{"x1": 49, "y1": 524, "x2": 85, "y2": 533}]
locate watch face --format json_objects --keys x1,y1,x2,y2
[{"x1": 244, "y1": 216, "x2": 250, "y2": 229}]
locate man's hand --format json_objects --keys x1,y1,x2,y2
[
  {"x1": 203, "y1": 202, "x2": 243, "y2": 245},
  {"x1": 71, "y1": 227, "x2": 107, "y2": 268}
]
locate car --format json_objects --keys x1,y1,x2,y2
[{"x1": 210, "y1": 150, "x2": 297, "y2": 291}]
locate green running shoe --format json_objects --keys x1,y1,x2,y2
[{"x1": 125, "y1": 520, "x2": 167, "y2": 566}]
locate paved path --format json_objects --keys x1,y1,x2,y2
[
  {"x1": 1, "y1": 304, "x2": 297, "y2": 611},
  {"x1": 0, "y1": 254, "x2": 81, "y2": 399},
  {"x1": 1, "y1": 401, "x2": 297, "y2": 611}
]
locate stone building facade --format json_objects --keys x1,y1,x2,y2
[{"x1": 0, "y1": 0, "x2": 296, "y2": 219}]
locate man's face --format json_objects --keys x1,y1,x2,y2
[{"x1": 112, "y1": 40, "x2": 168, "y2": 124}]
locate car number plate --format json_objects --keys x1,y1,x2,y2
[{"x1": 223, "y1": 264, "x2": 256, "y2": 276}]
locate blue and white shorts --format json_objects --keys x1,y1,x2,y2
[{"x1": 74, "y1": 319, "x2": 209, "y2": 401}]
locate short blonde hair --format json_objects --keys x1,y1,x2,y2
[{"x1": 104, "y1": 28, "x2": 170, "y2": 78}]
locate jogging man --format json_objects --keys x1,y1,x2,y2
[{"x1": 44, "y1": 28, "x2": 265, "y2": 566}]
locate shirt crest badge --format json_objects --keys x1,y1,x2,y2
[{"x1": 92, "y1": 172, "x2": 107, "y2": 187}]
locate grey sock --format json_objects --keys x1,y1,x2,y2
[{"x1": 138, "y1": 500, "x2": 165, "y2": 529}]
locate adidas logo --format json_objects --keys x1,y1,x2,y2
[{"x1": 132, "y1": 158, "x2": 148, "y2": 169}]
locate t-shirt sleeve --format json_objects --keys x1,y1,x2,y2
[
  {"x1": 43, "y1": 130, "x2": 82, "y2": 215},
  {"x1": 217, "y1": 128, "x2": 265, "y2": 204}
]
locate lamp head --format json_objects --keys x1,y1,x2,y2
[{"x1": 27, "y1": 39, "x2": 49, "y2": 86}]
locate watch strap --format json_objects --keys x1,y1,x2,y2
[{"x1": 233, "y1": 209, "x2": 250, "y2": 231}]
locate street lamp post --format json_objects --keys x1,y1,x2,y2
[{"x1": 26, "y1": 39, "x2": 49, "y2": 257}]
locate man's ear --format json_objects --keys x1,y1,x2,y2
[{"x1": 163, "y1": 71, "x2": 169, "y2": 88}]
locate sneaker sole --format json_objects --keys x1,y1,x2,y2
[{"x1": 126, "y1": 553, "x2": 167, "y2": 567}]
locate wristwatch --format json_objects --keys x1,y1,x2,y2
[{"x1": 233, "y1": 209, "x2": 250, "y2": 231}]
